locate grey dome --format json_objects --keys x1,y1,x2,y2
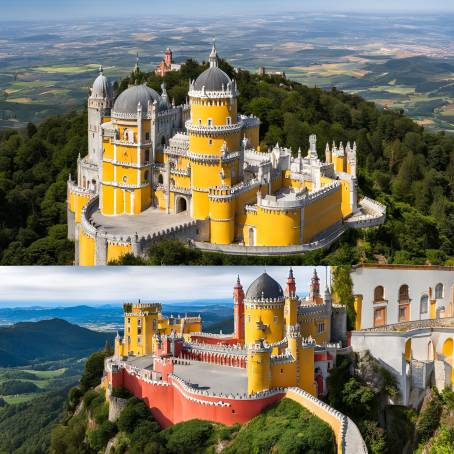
[
  {"x1": 193, "y1": 66, "x2": 231, "y2": 91},
  {"x1": 91, "y1": 67, "x2": 112, "y2": 99},
  {"x1": 246, "y1": 272, "x2": 284, "y2": 301},
  {"x1": 113, "y1": 84, "x2": 162, "y2": 115}
]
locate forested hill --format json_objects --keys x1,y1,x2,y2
[
  {"x1": 0, "y1": 58, "x2": 453, "y2": 265},
  {"x1": 0, "y1": 318, "x2": 114, "y2": 366}
]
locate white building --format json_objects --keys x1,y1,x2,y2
[{"x1": 350, "y1": 265, "x2": 454, "y2": 330}]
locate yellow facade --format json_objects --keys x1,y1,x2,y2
[
  {"x1": 247, "y1": 346, "x2": 272, "y2": 394},
  {"x1": 354, "y1": 295, "x2": 363, "y2": 330},
  {"x1": 79, "y1": 231, "x2": 95, "y2": 266},
  {"x1": 107, "y1": 242, "x2": 133, "y2": 263},
  {"x1": 244, "y1": 303, "x2": 285, "y2": 347}
]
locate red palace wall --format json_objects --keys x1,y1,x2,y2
[
  {"x1": 189, "y1": 335, "x2": 239, "y2": 346},
  {"x1": 109, "y1": 369, "x2": 283, "y2": 428}
]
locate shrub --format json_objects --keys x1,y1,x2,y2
[
  {"x1": 87, "y1": 420, "x2": 117, "y2": 451},
  {"x1": 111, "y1": 387, "x2": 133, "y2": 399},
  {"x1": 416, "y1": 390, "x2": 443, "y2": 444},
  {"x1": 163, "y1": 419, "x2": 214, "y2": 454},
  {"x1": 80, "y1": 351, "x2": 108, "y2": 393},
  {"x1": 117, "y1": 398, "x2": 153, "y2": 434}
]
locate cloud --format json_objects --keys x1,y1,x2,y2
[{"x1": 0, "y1": 266, "x2": 329, "y2": 307}]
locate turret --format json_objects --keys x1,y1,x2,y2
[
  {"x1": 233, "y1": 275, "x2": 245, "y2": 343},
  {"x1": 285, "y1": 267, "x2": 296, "y2": 298},
  {"x1": 325, "y1": 142, "x2": 332, "y2": 164},
  {"x1": 165, "y1": 47, "x2": 172, "y2": 66},
  {"x1": 310, "y1": 269, "x2": 320, "y2": 301},
  {"x1": 247, "y1": 339, "x2": 272, "y2": 394}
]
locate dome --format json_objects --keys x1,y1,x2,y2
[
  {"x1": 112, "y1": 84, "x2": 163, "y2": 116},
  {"x1": 193, "y1": 66, "x2": 232, "y2": 91},
  {"x1": 245, "y1": 272, "x2": 284, "y2": 301},
  {"x1": 91, "y1": 66, "x2": 112, "y2": 99},
  {"x1": 193, "y1": 41, "x2": 232, "y2": 92}
]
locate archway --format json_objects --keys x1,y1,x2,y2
[
  {"x1": 428, "y1": 340, "x2": 435, "y2": 361},
  {"x1": 442, "y1": 338, "x2": 453, "y2": 387},
  {"x1": 175, "y1": 197, "x2": 187, "y2": 214}
]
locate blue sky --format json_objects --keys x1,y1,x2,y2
[
  {"x1": 0, "y1": 266, "x2": 328, "y2": 306},
  {"x1": 3, "y1": 0, "x2": 454, "y2": 20}
]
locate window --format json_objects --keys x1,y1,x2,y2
[
  {"x1": 399, "y1": 305, "x2": 409, "y2": 322},
  {"x1": 248, "y1": 315, "x2": 251, "y2": 323},
  {"x1": 280, "y1": 368, "x2": 284, "y2": 373},
  {"x1": 127, "y1": 336, "x2": 131, "y2": 344},
  {"x1": 145, "y1": 132, "x2": 150, "y2": 141},
  {"x1": 158, "y1": 174, "x2": 164, "y2": 184},
  {"x1": 207, "y1": 118, "x2": 213, "y2": 126},
  {"x1": 420, "y1": 294, "x2": 429, "y2": 314},
  {"x1": 144, "y1": 171, "x2": 149, "y2": 182},
  {"x1": 145, "y1": 150, "x2": 150, "y2": 162},
  {"x1": 127, "y1": 318, "x2": 131, "y2": 324},
  {"x1": 274, "y1": 315, "x2": 278, "y2": 324},
  {"x1": 435, "y1": 283, "x2": 444, "y2": 299},
  {"x1": 198, "y1": 119, "x2": 202, "y2": 125},
  {"x1": 153, "y1": 319, "x2": 157, "y2": 330},
  {"x1": 226, "y1": 116, "x2": 232, "y2": 125},
  {"x1": 374, "y1": 307, "x2": 386, "y2": 327},
  {"x1": 137, "y1": 336, "x2": 141, "y2": 344},
  {"x1": 208, "y1": 139, "x2": 213, "y2": 145},
  {"x1": 399, "y1": 285, "x2": 409, "y2": 303},
  {"x1": 317, "y1": 322, "x2": 325, "y2": 334},
  {"x1": 374, "y1": 286, "x2": 384, "y2": 303},
  {"x1": 123, "y1": 176, "x2": 128, "y2": 183}
]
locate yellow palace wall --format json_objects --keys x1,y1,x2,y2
[
  {"x1": 245, "y1": 304, "x2": 285, "y2": 346},
  {"x1": 79, "y1": 231, "x2": 95, "y2": 266},
  {"x1": 190, "y1": 99, "x2": 237, "y2": 125},
  {"x1": 107, "y1": 242, "x2": 132, "y2": 263},
  {"x1": 299, "y1": 316, "x2": 331, "y2": 345},
  {"x1": 302, "y1": 188, "x2": 343, "y2": 243},
  {"x1": 68, "y1": 191, "x2": 90, "y2": 223}
]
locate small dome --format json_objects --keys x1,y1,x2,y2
[
  {"x1": 112, "y1": 84, "x2": 163, "y2": 116},
  {"x1": 245, "y1": 272, "x2": 284, "y2": 301},
  {"x1": 91, "y1": 66, "x2": 112, "y2": 99}
]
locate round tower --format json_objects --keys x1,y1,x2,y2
[
  {"x1": 244, "y1": 272, "x2": 285, "y2": 349},
  {"x1": 309, "y1": 269, "x2": 320, "y2": 301},
  {"x1": 187, "y1": 42, "x2": 241, "y2": 228},
  {"x1": 247, "y1": 340, "x2": 272, "y2": 394},
  {"x1": 284, "y1": 268, "x2": 298, "y2": 328}
]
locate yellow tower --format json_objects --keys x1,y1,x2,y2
[
  {"x1": 247, "y1": 340, "x2": 272, "y2": 394},
  {"x1": 122, "y1": 302, "x2": 161, "y2": 356},
  {"x1": 187, "y1": 43, "x2": 242, "y2": 243},
  {"x1": 244, "y1": 272, "x2": 285, "y2": 349},
  {"x1": 100, "y1": 85, "x2": 164, "y2": 216}
]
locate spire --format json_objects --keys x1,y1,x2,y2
[
  {"x1": 209, "y1": 39, "x2": 218, "y2": 68},
  {"x1": 235, "y1": 274, "x2": 242, "y2": 288},
  {"x1": 134, "y1": 52, "x2": 140, "y2": 72},
  {"x1": 286, "y1": 267, "x2": 296, "y2": 298}
]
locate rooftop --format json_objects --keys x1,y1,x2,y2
[
  {"x1": 173, "y1": 360, "x2": 248, "y2": 395},
  {"x1": 90, "y1": 206, "x2": 192, "y2": 238}
]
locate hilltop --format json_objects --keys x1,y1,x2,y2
[
  {"x1": 0, "y1": 318, "x2": 114, "y2": 366},
  {"x1": 0, "y1": 57, "x2": 453, "y2": 265}
]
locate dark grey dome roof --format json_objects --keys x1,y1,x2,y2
[
  {"x1": 246, "y1": 272, "x2": 284, "y2": 301},
  {"x1": 113, "y1": 84, "x2": 162, "y2": 115},
  {"x1": 193, "y1": 66, "x2": 231, "y2": 91}
]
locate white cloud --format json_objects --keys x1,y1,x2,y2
[{"x1": 0, "y1": 266, "x2": 329, "y2": 307}]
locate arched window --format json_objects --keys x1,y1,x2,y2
[
  {"x1": 144, "y1": 171, "x2": 149, "y2": 182},
  {"x1": 420, "y1": 294, "x2": 429, "y2": 314},
  {"x1": 374, "y1": 286, "x2": 384, "y2": 303},
  {"x1": 435, "y1": 283, "x2": 444, "y2": 299},
  {"x1": 158, "y1": 174, "x2": 164, "y2": 184},
  {"x1": 161, "y1": 136, "x2": 166, "y2": 146},
  {"x1": 144, "y1": 149, "x2": 150, "y2": 162},
  {"x1": 399, "y1": 285, "x2": 409, "y2": 303}
]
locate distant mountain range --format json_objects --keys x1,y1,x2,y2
[
  {"x1": 0, "y1": 300, "x2": 233, "y2": 332},
  {"x1": 0, "y1": 318, "x2": 114, "y2": 366}
]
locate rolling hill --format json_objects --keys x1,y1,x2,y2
[{"x1": 0, "y1": 318, "x2": 115, "y2": 366}]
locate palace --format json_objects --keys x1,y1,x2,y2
[
  {"x1": 67, "y1": 43, "x2": 386, "y2": 265},
  {"x1": 103, "y1": 269, "x2": 366, "y2": 453},
  {"x1": 155, "y1": 48, "x2": 181, "y2": 77}
]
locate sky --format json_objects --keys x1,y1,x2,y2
[
  {"x1": 0, "y1": 266, "x2": 328, "y2": 307},
  {"x1": 2, "y1": 0, "x2": 454, "y2": 20}
]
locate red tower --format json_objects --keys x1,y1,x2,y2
[
  {"x1": 165, "y1": 48, "x2": 172, "y2": 67},
  {"x1": 310, "y1": 268, "x2": 320, "y2": 301},
  {"x1": 233, "y1": 275, "x2": 245, "y2": 343},
  {"x1": 285, "y1": 267, "x2": 296, "y2": 298}
]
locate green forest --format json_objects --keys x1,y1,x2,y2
[{"x1": 1, "y1": 57, "x2": 453, "y2": 264}]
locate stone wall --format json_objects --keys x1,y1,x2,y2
[{"x1": 108, "y1": 396, "x2": 128, "y2": 422}]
